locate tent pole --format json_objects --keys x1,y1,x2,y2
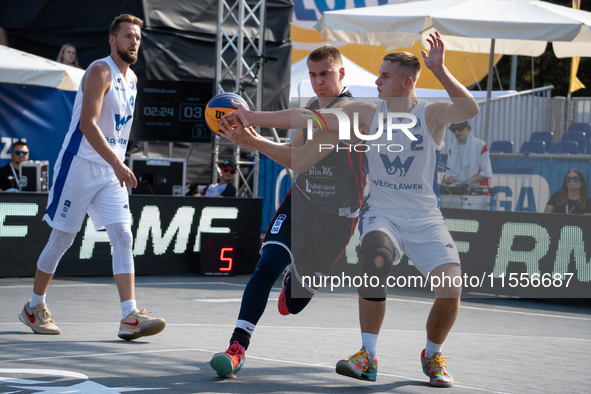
[
  {"x1": 510, "y1": 55, "x2": 517, "y2": 90},
  {"x1": 484, "y1": 38, "x2": 495, "y2": 145}
]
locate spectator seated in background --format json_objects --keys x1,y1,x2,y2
[
  {"x1": 444, "y1": 120, "x2": 493, "y2": 186},
  {"x1": 56, "y1": 43, "x2": 80, "y2": 67},
  {"x1": 544, "y1": 169, "x2": 591, "y2": 215},
  {"x1": 195, "y1": 159, "x2": 237, "y2": 197},
  {"x1": 0, "y1": 141, "x2": 30, "y2": 192}
]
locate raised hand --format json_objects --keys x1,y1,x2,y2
[{"x1": 421, "y1": 31, "x2": 445, "y2": 71}]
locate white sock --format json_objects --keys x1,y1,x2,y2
[
  {"x1": 425, "y1": 339, "x2": 443, "y2": 358},
  {"x1": 236, "y1": 319, "x2": 256, "y2": 336},
  {"x1": 29, "y1": 292, "x2": 46, "y2": 308},
  {"x1": 361, "y1": 332, "x2": 378, "y2": 358},
  {"x1": 121, "y1": 299, "x2": 137, "y2": 319}
]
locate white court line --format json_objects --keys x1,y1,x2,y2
[
  {"x1": 383, "y1": 297, "x2": 591, "y2": 321},
  {"x1": 3, "y1": 322, "x2": 590, "y2": 343},
  {"x1": 454, "y1": 304, "x2": 591, "y2": 321},
  {"x1": 0, "y1": 347, "x2": 513, "y2": 394},
  {"x1": 1, "y1": 280, "x2": 588, "y2": 321},
  {"x1": 193, "y1": 298, "x2": 278, "y2": 302},
  {"x1": 0, "y1": 281, "x2": 250, "y2": 289},
  {"x1": 0, "y1": 368, "x2": 88, "y2": 380}
]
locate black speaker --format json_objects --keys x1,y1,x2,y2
[{"x1": 129, "y1": 157, "x2": 186, "y2": 196}]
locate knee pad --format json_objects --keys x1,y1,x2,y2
[
  {"x1": 37, "y1": 229, "x2": 76, "y2": 274},
  {"x1": 106, "y1": 223, "x2": 134, "y2": 275},
  {"x1": 358, "y1": 231, "x2": 395, "y2": 299}
]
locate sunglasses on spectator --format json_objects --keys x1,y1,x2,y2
[
  {"x1": 13, "y1": 150, "x2": 29, "y2": 155},
  {"x1": 566, "y1": 176, "x2": 580, "y2": 182},
  {"x1": 223, "y1": 167, "x2": 236, "y2": 174},
  {"x1": 450, "y1": 127, "x2": 464, "y2": 133}
]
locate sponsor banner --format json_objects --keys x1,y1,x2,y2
[
  {"x1": 261, "y1": 155, "x2": 591, "y2": 230},
  {"x1": 0, "y1": 194, "x2": 262, "y2": 277},
  {"x1": 440, "y1": 155, "x2": 591, "y2": 213},
  {"x1": 335, "y1": 208, "x2": 591, "y2": 298}
]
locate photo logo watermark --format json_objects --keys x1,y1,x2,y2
[{"x1": 304, "y1": 108, "x2": 418, "y2": 153}]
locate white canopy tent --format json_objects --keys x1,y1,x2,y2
[
  {"x1": 290, "y1": 54, "x2": 381, "y2": 104},
  {"x1": 291, "y1": 53, "x2": 514, "y2": 105},
  {"x1": 0, "y1": 46, "x2": 84, "y2": 91},
  {"x1": 315, "y1": 0, "x2": 591, "y2": 139}
]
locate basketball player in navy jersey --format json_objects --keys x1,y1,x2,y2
[
  {"x1": 225, "y1": 32, "x2": 479, "y2": 387},
  {"x1": 19, "y1": 14, "x2": 165, "y2": 341},
  {"x1": 209, "y1": 45, "x2": 366, "y2": 378}
]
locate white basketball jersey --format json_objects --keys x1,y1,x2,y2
[
  {"x1": 61, "y1": 56, "x2": 136, "y2": 166},
  {"x1": 365, "y1": 99, "x2": 442, "y2": 212}
]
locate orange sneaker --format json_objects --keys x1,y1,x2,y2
[
  {"x1": 335, "y1": 348, "x2": 378, "y2": 381},
  {"x1": 210, "y1": 341, "x2": 246, "y2": 378},
  {"x1": 420, "y1": 349, "x2": 453, "y2": 387}
]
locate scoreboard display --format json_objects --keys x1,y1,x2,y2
[
  {"x1": 131, "y1": 79, "x2": 214, "y2": 143},
  {"x1": 199, "y1": 233, "x2": 237, "y2": 276}
]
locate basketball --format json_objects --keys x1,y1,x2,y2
[{"x1": 205, "y1": 92, "x2": 249, "y2": 134}]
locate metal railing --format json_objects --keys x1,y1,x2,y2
[
  {"x1": 444, "y1": 86, "x2": 561, "y2": 154},
  {"x1": 570, "y1": 97, "x2": 591, "y2": 125}
]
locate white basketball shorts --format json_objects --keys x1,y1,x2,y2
[
  {"x1": 44, "y1": 153, "x2": 131, "y2": 233},
  {"x1": 358, "y1": 206, "x2": 460, "y2": 277}
]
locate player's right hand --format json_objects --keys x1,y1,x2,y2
[{"x1": 114, "y1": 163, "x2": 138, "y2": 188}]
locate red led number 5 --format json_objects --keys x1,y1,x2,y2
[{"x1": 220, "y1": 247, "x2": 234, "y2": 272}]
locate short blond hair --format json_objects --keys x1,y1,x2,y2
[{"x1": 383, "y1": 52, "x2": 421, "y2": 79}]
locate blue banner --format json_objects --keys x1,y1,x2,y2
[
  {"x1": 0, "y1": 83, "x2": 75, "y2": 182},
  {"x1": 440, "y1": 155, "x2": 591, "y2": 213},
  {"x1": 259, "y1": 155, "x2": 591, "y2": 233},
  {"x1": 257, "y1": 154, "x2": 292, "y2": 233}
]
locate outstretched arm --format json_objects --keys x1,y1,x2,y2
[
  {"x1": 218, "y1": 117, "x2": 338, "y2": 173},
  {"x1": 224, "y1": 100, "x2": 369, "y2": 138}
]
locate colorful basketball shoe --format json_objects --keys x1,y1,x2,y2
[
  {"x1": 277, "y1": 268, "x2": 291, "y2": 316},
  {"x1": 118, "y1": 308, "x2": 166, "y2": 341},
  {"x1": 335, "y1": 347, "x2": 378, "y2": 381},
  {"x1": 420, "y1": 349, "x2": 453, "y2": 387},
  {"x1": 210, "y1": 341, "x2": 246, "y2": 378},
  {"x1": 19, "y1": 301, "x2": 61, "y2": 335}
]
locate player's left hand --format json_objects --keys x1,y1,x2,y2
[
  {"x1": 218, "y1": 117, "x2": 257, "y2": 149},
  {"x1": 421, "y1": 31, "x2": 445, "y2": 71}
]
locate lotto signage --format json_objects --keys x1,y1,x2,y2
[{"x1": 334, "y1": 208, "x2": 591, "y2": 299}]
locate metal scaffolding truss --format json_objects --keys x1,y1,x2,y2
[{"x1": 213, "y1": 0, "x2": 266, "y2": 198}]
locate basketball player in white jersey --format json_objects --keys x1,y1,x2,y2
[
  {"x1": 19, "y1": 14, "x2": 166, "y2": 341},
  {"x1": 224, "y1": 32, "x2": 479, "y2": 387}
]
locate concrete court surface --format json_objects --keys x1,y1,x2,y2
[{"x1": 0, "y1": 275, "x2": 589, "y2": 394}]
